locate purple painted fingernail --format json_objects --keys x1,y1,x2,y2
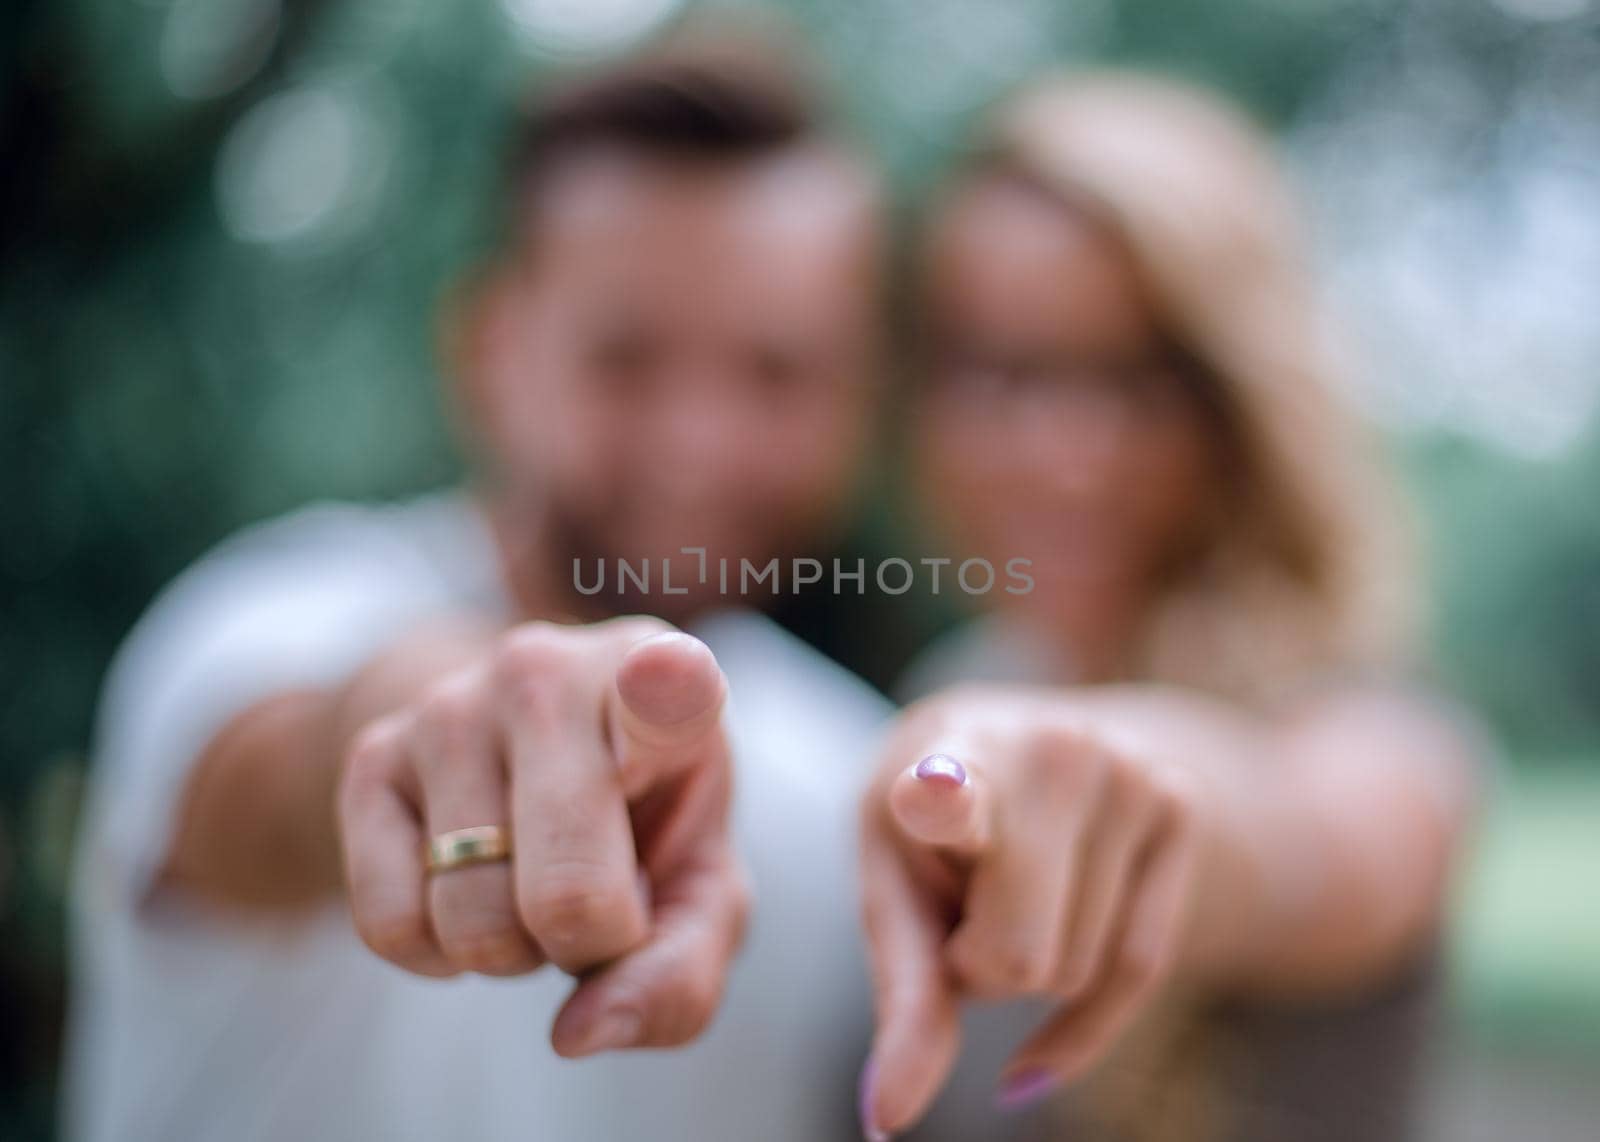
[
  {"x1": 914, "y1": 753, "x2": 968, "y2": 787},
  {"x1": 995, "y1": 1066, "x2": 1060, "y2": 1112},
  {"x1": 858, "y1": 1055, "x2": 891, "y2": 1141}
]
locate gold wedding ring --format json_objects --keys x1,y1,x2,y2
[{"x1": 425, "y1": 825, "x2": 512, "y2": 874}]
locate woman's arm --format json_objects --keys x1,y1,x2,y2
[{"x1": 1071, "y1": 683, "x2": 1482, "y2": 995}]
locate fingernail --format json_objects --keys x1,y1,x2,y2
[
  {"x1": 858, "y1": 1055, "x2": 891, "y2": 1141},
  {"x1": 914, "y1": 753, "x2": 968, "y2": 788},
  {"x1": 580, "y1": 1006, "x2": 642, "y2": 1054},
  {"x1": 995, "y1": 1066, "x2": 1059, "y2": 1112}
]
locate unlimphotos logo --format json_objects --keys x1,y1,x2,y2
[{"x1": 573, "y1": 547, "x2": 1034, "y2": 597}]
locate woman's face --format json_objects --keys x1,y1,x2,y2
[{"x1": 917, "y1": 174, "x2": 1218, "y2": 637}]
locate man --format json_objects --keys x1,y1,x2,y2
[{"x1": 64, "y1": 30, "x2": 897, "y2": 1141}]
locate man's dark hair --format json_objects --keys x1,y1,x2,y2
[{"x1": 501, "y1": 26, "x2": 838, "y2": 243}]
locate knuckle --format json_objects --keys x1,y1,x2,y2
[
  {"x1": 677, "y1": 974, "x2": 721, "y2": 1039},
  {"x1": 1026, "y1": 724, "x2": 1098, "y2": 793},
  {"x1": 433, "y1": 876, "x2": 525, "y2": 968},
  {"x1": 954, "y1": 933, "x2": 1051, "y2": 996},
  {"x1": 414, "y1": 676, "x2": 485, "y2": 756},
  {"x1": 1107, "y1": 758, "x2": 1155, "y2": 816},
  {"x1": 1152, "y1": 767, "x2": 1205, "y2": 836},
  {"x1": 653, "y1": 964, "x2": 721, "y2": 1046},
  {"x1": 345, "y1": 719, "x2": 399, "y2": 777},
  {"x1": 417, "y1": 674, "x2": 480, "y2": 732},
  {"x1": 496, "y1": 623, "x2": 572, "y2": 681},
  {"x1": 494, "y1": 624, "x2": 578, "y2": 709},
  {"x1": 608, "y1": 614, "x2": 673, "y2": 644},
  {"x1": 1031, "y1": 719, "x2": 1083, "y2": 753},
  {"x1": 442, "y1": 929, "x2": 532, "y2": 975},
  {"x1": 1118, "y1": 939, "x2": 1168, "y2": 992},
  {"x1": 993, "y1": 944, "x2": 1054, "y2": 993},
  {"x1": 339, "y1": 718, "x2": 404, "y2": 808},
  {"x1": 519, "y1": 862, "x2": 628, "y2": 950},
  {"x1": 358, "y1": 910, "x2": 430, "y2": 964}
]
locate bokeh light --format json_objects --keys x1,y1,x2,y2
[
  {"x1": 499, "y1": 0, "x2": 686, "y2": 56},
  {"x1": 159, "y1": 0, "x2": 281, "y2": 100},
  {"x1": 215, "y1": 81, "x2": 395, "y2": 248}
]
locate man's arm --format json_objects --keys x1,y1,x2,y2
[{"x1": 158, "y1": 617, "x2": 500, "y2": 911}]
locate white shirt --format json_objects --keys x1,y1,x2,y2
[{"x1": 62, "y1": 491, "x2": 892, "y2": 1142}]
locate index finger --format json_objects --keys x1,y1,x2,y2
[
  {"x1": 495, "y1": 625, "x2": 649, "y2": 973},
  {"x1": 886, "y1": 751, "x2": 995, "y2": 859},
  {"x1": 858, "y1": 807, "x2": 963, "y2": 1140}
]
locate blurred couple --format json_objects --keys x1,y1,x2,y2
[{"x1": 64, "y1": 19, "x2": 1480, "y2": 1142}]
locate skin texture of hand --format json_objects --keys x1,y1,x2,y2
[
  {"x1": 857, "y1": 688, "x2": 1207, "y2": 1138},
  {"x1": 855, "y1": 682, "x2": 1478, "y2": 1140},
  {"x1": 337, "y1": 616, "x2": 751, "y2": 1058}
]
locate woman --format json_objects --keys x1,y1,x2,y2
[{"x1": 856, "y1": 73, "x2": 1482, "y2": 1142}]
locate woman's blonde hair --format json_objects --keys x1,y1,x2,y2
[
  {"x1": 962, "y1": 72, "x2": 1422, "y2": 1141},
  {"x1": 969, "y1": 71, "x2": 1418, "y2": 706}
]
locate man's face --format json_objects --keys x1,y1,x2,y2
[{"x1": 465, "y1": 148, "x2": 881, "y2": 615}]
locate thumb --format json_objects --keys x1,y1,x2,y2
[{"x1": 550, "y1": 849, "x2": 750, "y2": 1058}]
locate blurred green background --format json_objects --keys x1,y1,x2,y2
[{"x1": 3, "y1": 0, "x2": 1598, "y2": 1138}]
